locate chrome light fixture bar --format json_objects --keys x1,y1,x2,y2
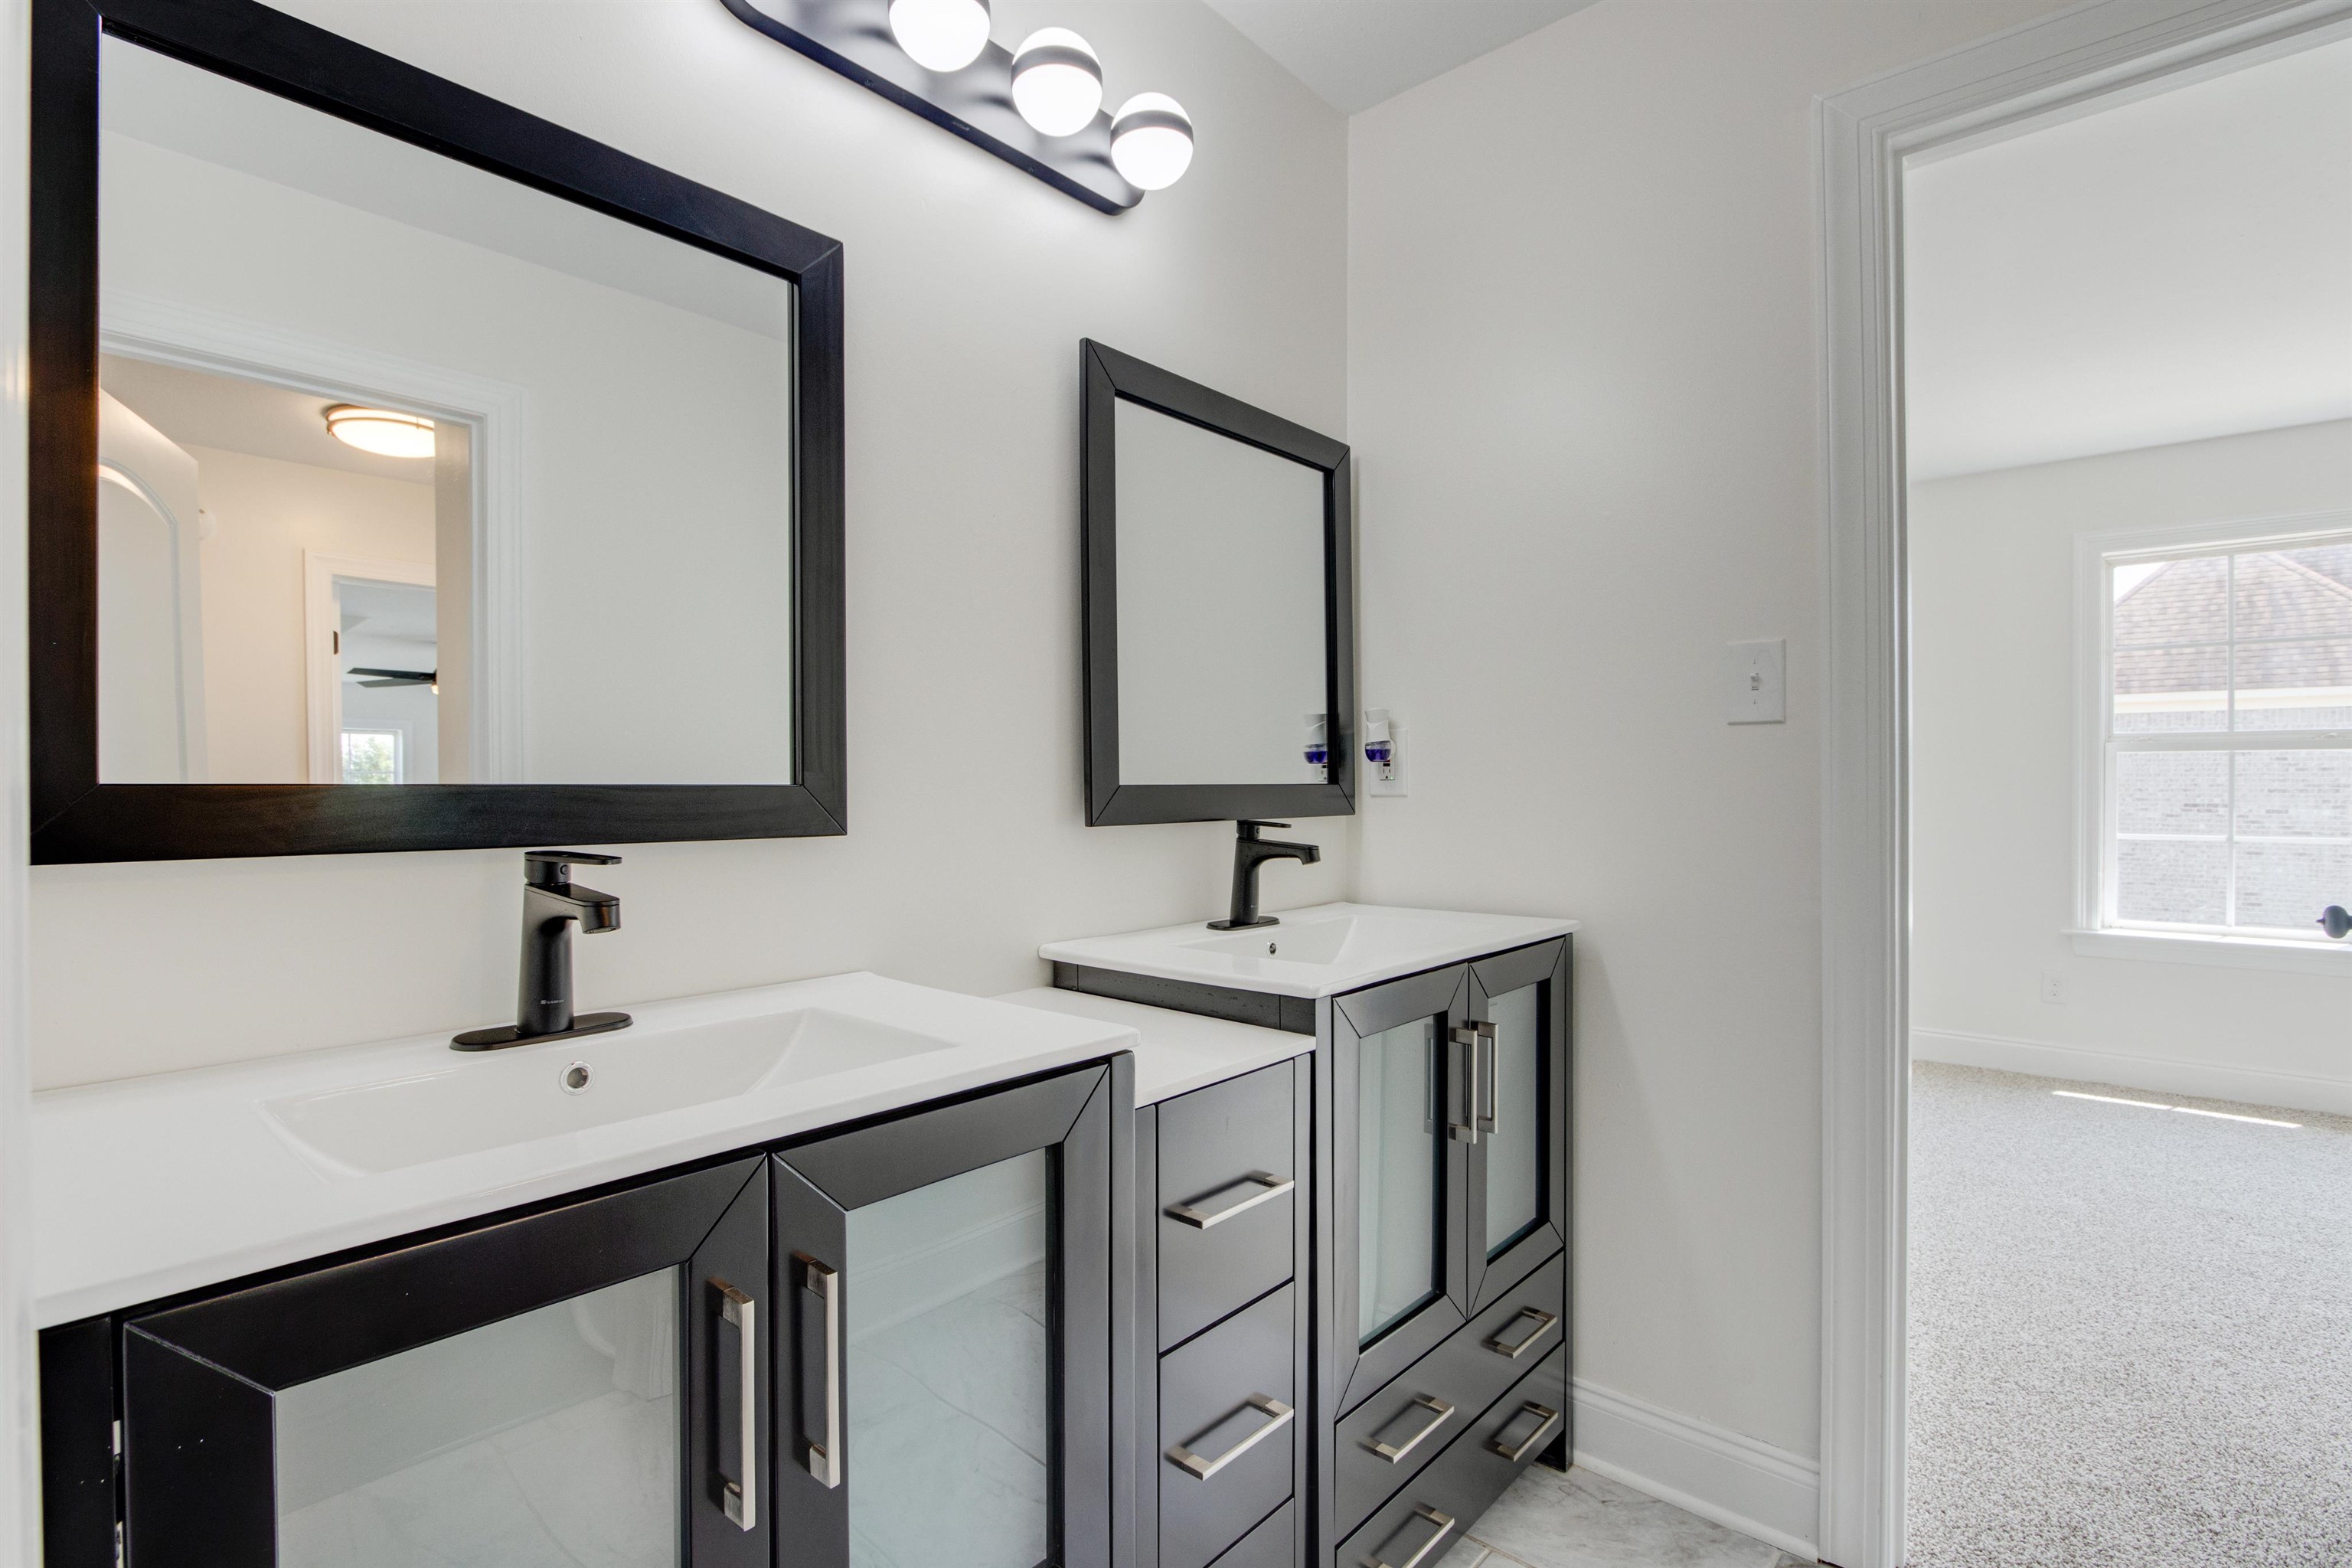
[{"x1": 719, "y1": 0, "x2": 1144, "y2": 213}]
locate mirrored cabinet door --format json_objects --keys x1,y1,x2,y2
[
  {"x1": 116, "y1": 1159, "x2": 769, "y2": 1568},
  {"x1": 1464, "y1": 941, "x2": 1571, "y2": 1312},
  {"x1": 769, "y1": 1066, "x2": 1120, "y2": 1568}
]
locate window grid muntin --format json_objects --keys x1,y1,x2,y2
[{"x1": 2102, "y1": 534, "x2": 2352, "y2": 940}]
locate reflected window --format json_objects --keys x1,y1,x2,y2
[{"x1": 340, "y1": 728, "x2": 403, "y2": 784}]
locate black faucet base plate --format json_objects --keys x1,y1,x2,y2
[
  {"x1": 1206, "y1": 916, "x2": 1281, "y2": 931},
  {"x1": 451, "y1": 1011, "x2": 634, "y2": 1053}
]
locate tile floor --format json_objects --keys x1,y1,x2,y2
[{"x1": 1436, "y1": 1465, "x2": 1804, "y2": 1568}]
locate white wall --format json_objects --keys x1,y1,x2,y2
[
  {"x1": 1911, "y1": 420, "x2": 2352, "y2": 1114},
  {"x1": 1348, "y1": 0, "x2": 2061, "y2": 1468},
  {"x1": 186, "y1": 445, "x2": 435, "y2": 785},
  {"x1": 30, "y1": 0, "x2": 1351, "y2": 1089}
]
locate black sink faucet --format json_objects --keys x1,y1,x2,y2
[
  {"x1": 1208, "y1": 821, "x2": 1322, "y2": 931},
  {"x1": 452, "y1": 850, "x2": 634, "y2": 1051}
]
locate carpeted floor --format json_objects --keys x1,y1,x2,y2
[{"x1": 1909, "y1": 1062, "x2": 2352, "y2": 1568}]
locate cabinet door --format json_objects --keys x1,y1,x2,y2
[
  {"x1": 769, "y1": 1063, "x2": 1122, "y2": 1568},
  {"x1": 1462, "y1": 939, "x2": 1570, "y2": 1312},
  {"x1": 1321, "y1": 964, "x2": 1471, "y2": 1418},
  {"x1": 119, "y1": 1157, "x2": 769, "y2": 1568}
]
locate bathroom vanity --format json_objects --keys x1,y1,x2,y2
[
  {"x1": 33, "y1": 976, "x2": 1143, "y2": 1568},
  {"x1": 1031, "y1": 901, "x2": 1578, "y2": 1568}
]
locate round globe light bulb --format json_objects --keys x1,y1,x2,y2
[
  {"x1": 1110, "y1": 93, "x2": 1194, "y2": 191},
  {"x1": 1010, "y1": 28, "x2": 1102, "y2": 137},
  {"x1": 324, "y1": 406, "x2": 436, "y2": 459},
  {"x1": 887, "y1": 0, "x2": 991, "y2": 74}
]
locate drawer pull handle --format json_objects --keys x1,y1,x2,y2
[
  {"x1": 1366, "y1": 1505, "x2": 1456, "y2": 1568},
  {"x1": 1487, "y1": 1400, "x2": 1563, "y2": 1464},
  {"x1": 1167, "y1": 1393, "x2": 1295, "y2": 1479},
  {"x1": 1165, "y1": 1171, "x2": 1295, "y2": 1230},
  {"x1": 1484, "y1": 1305, "x2": 1559, "y2": 1360},
  {"x1": 1364, "y1": 1393, "x2": 1455, "y2": 1463}
]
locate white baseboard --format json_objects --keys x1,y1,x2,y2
[
  {"x1": 1910, "y1": 1027, "x2": 2352, "y2": 1119},
  {"x1": 1570, "y1": 1377, "x2": 1820, "y2": 1562}
]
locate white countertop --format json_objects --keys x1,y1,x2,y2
[
  {"x1": 32, "y1": 972, "x2": 1137, "y2": 1328},
  {"x1": 1040, "y1": 901, "x2": 1579, "y2": 999},
  {"x1": 993, "y1": 988, "x2": 1311, "y2": 1105}
]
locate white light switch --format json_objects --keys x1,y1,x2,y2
[{"x1": 1725, "y1": 639, "x2": 1786, "y2": 724}]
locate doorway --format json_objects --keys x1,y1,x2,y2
[{"x1": 1816, "y1": 4, "x2": 2352, "y2": 1565}]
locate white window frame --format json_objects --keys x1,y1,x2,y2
[
  {"x1": 2072, "y1": 508, "x2": 2352, "y2": 975},
  {"x1": 339, "y1": 725, "x2": 407, "y2": 786}
]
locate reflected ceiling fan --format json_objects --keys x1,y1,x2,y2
[{"x1": 347, "y1": 665, "x2": 438, "y2": 691}]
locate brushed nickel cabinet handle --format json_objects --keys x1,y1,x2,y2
[
  {"x1": 1364, "y1": 1393, "x2": 1455, "y2": 1463},
  {"x1": 1475, "y1": 1020, "x2": 1498, "y2": 1135},
  {"x1": 1365, "y1": 1505, "x2": 1456, "y2": 1568},
  {"x1": 1447, "y1": 1026, "x2": 1481, "y2": 1145},
  {"x1": 712, "y1": 1277, "x2": 758, "y2": 1529},
  {"x1": 795, "y1": 1253, "x2": 841, "y2": 1489},
  {"x1": 1165, "y1": 1171, "x2": 1295, "y2": 1229},
  {"x1": 1166, "y1": 1393, "x2": 1295, "y2": 1479},
  {"x1": 1484, "y1": 1305, "x2": 1559, "y2": 1360},
  {"x1": 1487, "y1": 1400, "x2": 1563, "y2": 1464}
]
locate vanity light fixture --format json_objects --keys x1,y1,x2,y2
[
  {"x1": 1109, "y1": 93, "x2": 1193, "y2": 190},
  {"x1": 1011, "y1": 28, "x2": 1102, "y2": 137},
  {"x1": 324, "y1": 404, "x2": 435, "y2": 459},
  {"x1": 887, "y1": 0, "x2": 989, "y2": 74}
]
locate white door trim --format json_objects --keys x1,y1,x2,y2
[
  {"x1": 0, "y1": 1, "x2": 38, "y2": 1560},
  {"x1": 304, "y1": 552, "x2": 436, "y2": 785},
  {"x1": 100, "y1": 288, "x2": 528, "y2": 780},
  {"x1": 1815, "y1": 3, "x2": 2352, "y2": 1563}
]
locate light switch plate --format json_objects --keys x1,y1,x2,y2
[{"x1": 1726, "y1": 639, "x2": 1786, "y2": 724}]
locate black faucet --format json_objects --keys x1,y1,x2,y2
[
  {"x1": 452, "y1": 850, "x2": 634, "y2": 1050},
  {"x1": 1208, "y1": 821, "x2": 1322, "y2": 931}
]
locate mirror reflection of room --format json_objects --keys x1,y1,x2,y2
[{"x1": 95, "y1": 32, "x2": 800, "y2": 788}]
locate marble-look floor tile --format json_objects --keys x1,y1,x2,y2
[
  {"x1": 1436, "y1": 1538, "x2": 1491, "y2": 1568},
  {"x1": 1465, "y1": 1467, "x2": 1785, "y2": 1568}
]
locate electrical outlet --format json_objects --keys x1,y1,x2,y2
[
  {"x1": 1726, "y1": 639, "x2": 1786, "y2": 724},
  {"x1": 2041, "y1": 972, "x2": 2067, "y2": 1005}
]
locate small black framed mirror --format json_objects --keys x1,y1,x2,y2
[
  {"x1": 1080, "y1": 341, "x2": 1355, "y2": 826},
  {"x1": 29, "y1": 0, "x2": 845, "y2": 862}
]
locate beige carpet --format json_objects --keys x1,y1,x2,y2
[{"x1": 1909, "y1": 1063, "x2": 2352, "y2": 1568}]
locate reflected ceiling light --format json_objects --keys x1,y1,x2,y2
[
  {"x1": 1110, "y1": 93, "x2": 1193, "y2": 191},
  {"x1": 325, "y1": 405, "x2": 435, "y2": 459},
  {"x1": 888, "y1": 0, "x2": 990, "y2": 74},
  {"x1": 1011, "y1": 28, "x2": 1101, "y2": 137}
]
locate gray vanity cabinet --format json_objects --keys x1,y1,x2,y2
[
  {"x1": 1134, "y1": 1058, "x2": 1313, "y2": 1568},
  {"x1": 1316, "y1": 939, "x2": 1571, "y2": 1566}
]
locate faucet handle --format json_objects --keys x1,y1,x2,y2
[
  {"x1": 525, "y1": 848, "x2": 622, "y2": 884},
  {"x1": 1238, "y1": 820, "x2": 1293, "y2": 835}
]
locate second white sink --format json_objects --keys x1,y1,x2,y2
[{"x1": 265, "y1": 1008, "x2": 952, "y2": 1175}]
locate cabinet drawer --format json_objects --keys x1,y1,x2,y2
[
  {"x1": 1331, "y1": 1253, "x2": 1563, "y2": 1536},
  {"x1": 1333, "y1": 1345, "x2": 1568, "y2": 1568},
  {"x1": 1161, "y1": 1283, "x2": 1298, "y2": 1568},
  {"x1": 1209, "y1": 1498, "x2": 1297, "y2": 1568},
  {"x1": 1158, "y1": 1064, "x2": 1297, "y2": 1350}
]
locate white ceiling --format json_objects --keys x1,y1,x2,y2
[
  {"x1": 101, "y1": 355, "x2": 436, "y2": 484},
  {"x1": 1903, "y1": 35, "x2": 2352, "y2": 482},
  {"x1": 1204, "y1": 0, "x2": 1592, "y2": 115}
]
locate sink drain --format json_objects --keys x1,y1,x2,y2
[{"x1": 560, "y1": 1060, "x2": 593, "y2": 1094}]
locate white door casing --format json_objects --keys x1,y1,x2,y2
[{"x1": 1815, "y1": 3, "x2": 2352, "y2": 1564}]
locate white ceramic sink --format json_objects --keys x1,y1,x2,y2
[
  {"x1": 265, "y1": 1008, "x2": 953, "y2": 1174},
  {"x1": 1043, "y1": 901, "x2": 1580, "y2": 998},
  {"x1": 34, "y1": 972, "x2": 1139, "y2": 1327}
]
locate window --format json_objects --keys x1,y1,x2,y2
[
  {"x1": 2096, "y1": 532, "x2": 2352, "y2": 942},
  {"x1": 340, "y1": 728, "x2": 403, "y2": 785}
]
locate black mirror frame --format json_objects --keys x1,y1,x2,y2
[
  {"x1": 28, "y1": 0, "x2": 848, "y2": 863},
  {"x1": 1079, "y1": 340, "x2": 1356, "y2": 827}
]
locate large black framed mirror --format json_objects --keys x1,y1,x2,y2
[
  {"x1": 29, "y1": 0, "x2": 846, "y2": 863},
  {"x1": 1080, "y1": 340, "x2": 1354, "y2": 826}
]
